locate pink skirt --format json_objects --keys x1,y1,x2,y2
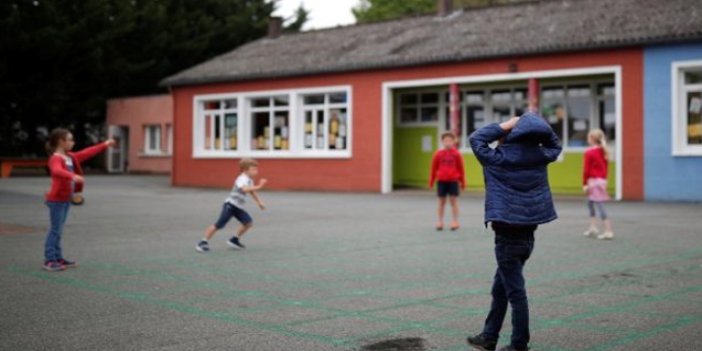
[{"x1": 587, "y1": 178, "x2": 610, "y2": 202}]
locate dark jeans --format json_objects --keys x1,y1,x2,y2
[
  {"x1": 44, "y1": 201, "x2": 71, "y2": 262},
  {"x1": 482, "y1": 231, "x2": 535, "y2": 350}
]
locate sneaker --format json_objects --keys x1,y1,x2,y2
[
  {"x1": 42, "y1": 261, "x2": 65, "y2": 272},
  {"x1": 583, "y1": 227, "x2": 598, "y2": 237},
  {"x1": 196, "y1": 240, "x2": 210, "y2": 253},
  {"x1": 497, "y1": 346, "x2": 528, "y2": 351},
  {"x1": 57, "y1": 258, "x2": 77, "y2": 268},
  {"x1": 597, "y1": 231, "x2": 614, "y2": 240},
  {"x1": 227, "y1": 236, "x2": 245, "y2": 249},
  {"x1": 467, "y1": 334, "x2": 497, "y2": 351}
]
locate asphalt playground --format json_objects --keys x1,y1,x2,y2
[{"x1": 1, "y1": 175, "x2": 701, "y2": 351}]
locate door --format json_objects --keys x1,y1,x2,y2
[{"x1": 107, "y1": 125, "x2": 128, "y2": 173}]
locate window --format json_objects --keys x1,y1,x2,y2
[
  {"x1": 249, "y1": 96, "x2": 289, "y2": 151},
  {"x1": 144, "y1": 125, "x2": 161, "y2": 154},
  {"x1": 673, "y1": 62, "x2": 702, "y2": 156},
  {"x1": 192, "y1": 87, "x2": 351, "y2": 158},
  {"x1": 302, "y1": 92, "x2": 349, "y2": 151},
  {"x1": 398, "y1": 92, "x2": 439, "y2": 124},
  {"x1": 540, "y1": 82, "x2": 615, "y2": 149}
]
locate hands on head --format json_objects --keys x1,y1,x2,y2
[{"x1": 500, "y1": 116, "x2": 520, "y2": 132}]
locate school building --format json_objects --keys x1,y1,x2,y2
[{"x1": 155, "y1": 0, "x2": 702, "y2": 201}]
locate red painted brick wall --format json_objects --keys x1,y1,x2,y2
[{"x1": 171, "y1": 48, "x2": 644, "y2": 199}]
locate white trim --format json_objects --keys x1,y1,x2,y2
[
  {"x1": 192, "y1": 85, "x2": 352, "y2": 159},
  {"x1": 381, "y1": 65, "x2": 624, "y2": 199},
  {"x1": 671, "y1": 59, "x2": 702, "y2": 157}
]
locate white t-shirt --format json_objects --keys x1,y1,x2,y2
[{"x1": 226, "y1": 173, "x2": 253, "y2": 207}]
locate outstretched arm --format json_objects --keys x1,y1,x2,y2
[
  {"x1": 240, "y1": 179, "x2": 267, "y2": 193},
  {"x1": 250, "y1": 191, "x2": 265, "y2": 210},
  {"x1": 72, "y1": 139, "x2": 115, "y2": 163}
]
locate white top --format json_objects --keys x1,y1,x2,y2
[{"x1": 225, "y1": 173, "x2": 253, "y2": 207}]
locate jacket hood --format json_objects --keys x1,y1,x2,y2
[{"x1": 503, "y1": 112, "x2": 553, "y2": 144}]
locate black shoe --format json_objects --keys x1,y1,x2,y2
[
  {"x1": 57, "y1": 258, "x2": 77, "y2": 268},
  {"x1": 227, "y1": 236, "x2": 245, "y2": 249},
  {"x1": 498, "y1": 346, "x2": 528, "y2": 351},
  {"x1": 196, "y1": 240, "x2": 210, "y2": 253},
  {"x1": 467, "y1": 334, "x2": 497, "y2": 351}
]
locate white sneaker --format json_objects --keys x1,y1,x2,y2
[
  {"x1": 597, "y1": 231, "x2": 614, "y2": 240},
  {"x1": 583, "y1": 227, "x2": 598, "y2": 237}
]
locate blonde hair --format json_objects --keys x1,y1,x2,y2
[
  {"x1": 588, "y1": 129, "x2": 610, "y2": 161},
  {"x1": 239, "y1": 158, "x2": 258, "y2": 171}
]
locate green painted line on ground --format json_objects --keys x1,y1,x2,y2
[{"x1": 583, "y1": 315, "x2": 702, "y2": 351}]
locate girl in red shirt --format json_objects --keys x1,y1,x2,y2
[
  {"x1": 582, "y1": 129, "x2": 614, "y2": 240},
  {"x1": 43, "y1": 129, "x2": 114, "y2": 271},
  {"x1": 429, "y1": 132, "x2": 466, "y2": 231}
]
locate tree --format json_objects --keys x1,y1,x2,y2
[
  {"x1": 284, "y1": 4, "x2": 310, "y2": 32},
  {"x1": 353, "y1": 0, "x2": 528, "y2": 23},
  {"x1": 0, "y1": 0, "x2": 307, "y2": 157}
]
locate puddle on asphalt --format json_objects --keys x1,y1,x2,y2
[{"x1": 360, "y1": 337, "x2": 426, "y2": 351}]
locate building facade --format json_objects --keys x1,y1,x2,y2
[{"x1": 158, "y1": 0, "x2": 701, "y2": 201}]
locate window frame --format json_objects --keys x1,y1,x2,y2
[
  {"x1": 672, "y1": 59, "x2": 702, "y2": 157},
  {"x1": 395, "y1": 90, "x2": 441, "y2": 127},
  {"x1": 143, "y1": 124, "x2": 162, "y2": 155},
  {"x1": 192, "y1": 85, "x2": 352, "y2": 159}
]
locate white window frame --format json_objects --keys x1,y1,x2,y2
[
  {"x1": 300, "y1": 92, "x2": 350, "y2": 152},
  {"x1": 192, "y1": 85, "x2": 352, "y2": 159},
  {"x1": 144, "y1": 124, "x2": 162, "y2": 155},
  {"x1": 166, "y1": 124, "x2": 173, "y2": 155},
  {"x1": 672, "y1": 59, "x2": 702, "y2": 156}
]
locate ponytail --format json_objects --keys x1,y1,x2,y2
[{"x1": 46, "y1": 128, "x2": 71, "y2": 155}]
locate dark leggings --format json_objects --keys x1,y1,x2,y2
[{"x1": 588, "y1": 200, "x2": 608, "y2": 220}]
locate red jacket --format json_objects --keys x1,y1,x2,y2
[
  {"x1": 45, "y1": 143, "x2": 109, "y2": 202},
  {"x1": 429, "y1": 147, "x2": 466, "y2": 188},
  {"x1": 583, "y1": 146, "x2": 608, "y2": 185}
]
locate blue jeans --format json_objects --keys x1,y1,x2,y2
[
  {"x1": 45, "y1": 201, "x2": 70, "y2": 262},
  {"x1": 482, "y1": 236, "x2": 535, "y2": 350}
]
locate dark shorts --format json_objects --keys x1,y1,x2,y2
[
  {"x1": 214, "y1": 202, "x2": 253, "y2": 229},
  {"x1": 437, "y1": 181, "x2": 460, "y2": 197}
]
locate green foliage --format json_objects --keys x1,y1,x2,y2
[
  {"x1": 353, "y1": 0, "x2": 529, "y2": 23},
  {"x1": 0, "y1": 0, "x2": 306, "y2": 156}
]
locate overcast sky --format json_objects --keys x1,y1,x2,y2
[{"x1": 272, "y1": 0, "x2": 358, "y2": 31}]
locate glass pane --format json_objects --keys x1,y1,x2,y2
[
  {"x1": 420, "y1": 107, "x2": 438, "y2": 122},
  {"x1": 542, "y1": 87, "x2": 565, "y2": 99},
  {"x1": 329, "y1": 108, "x2": 347, "y2": 150},
  {"x1": 224, "y1": 113, "x2": 237, "y2": 150},
  {"x1": 214, "y1": 115, "x2": 221, "y2": 150},
  {"x1": 598, "y1": 98, "x2": 616, "y2": 144},
  {"x1": 149, "y1": 126, "x2": 159, "y2": 151},
  {"x1": 492, "y1": 106, "x2": 511, "y2": 123},
  {"x1": 304, "y1": 95, "x2": 325, "y2": 105},
  {"x1": 251, "y1": 112, "x2": 270, "y2": 150},
  {"x1": 316, "y1": 110, "x2": 325, "y2": 149},
  {"x1": 304, "y1": 110, "x2": 314, "y2": 149},
  {"x1": 466, "y1": 106, "x2": 485, "y2": 136},
  {"x1": 598, "y1": 84, "x2": 615, "y2": 96},
  {"x1": 685, "y1": 70, "x2": 702, "y2": 84},
  {"x1": 400, "y1": 108, "x2": 417, "y2": 123},
  {"x1": 329, "y1": 92, "x2": 347, "y2": 104},
  {"x1": 273, "y1": 95, "x2": 289, "y2": 107},
  {"x1": 540, "y1": 99, "x2": 565, "y2": 141},
  {"x1": 567, "y1": 86, "x2": 592, "y2": 147},
  {"x1": 251, "y1": 98, "x2": 270, "y2": 108},
  {"x1": 513, "y1": 88, "x2": 527, "y2": 101},
  {"x1": 223, "y1": 99, "x2": 237, "y2": 109},
  {"x1": 420, "y1": 93, "x2": 439, "y2": 104},
  {"x1": 491, "y1": 90, "x2": 511, "y2": 103},
  {"x1": 687, "y1": 91, "x2": 702, "y2": 145},
  {"x1": 272, "y1": 111, "x2": 289, "y2": 150},
  {"x1": 203, "y1": 101, "x2": 220, "y2": 110},
  {"x1": 204, "y1": 115, "x2": 211, "y2": 150},
  {"x1": 465, "y1": 92, "x2": 483, "y2": 104},
  {"x1": 400, "y1": 93, "x2": 418, "y2": 105}
]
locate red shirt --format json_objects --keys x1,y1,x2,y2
[
  {"x1": 45, "y1": 143, "x2": 109, "y2": 202},
  {"x1": 429, "y1": 147, "x2": 466, "y2": 188},
  {"x1": 582, "y1": 146, "x2": 608, "y2": 185}
]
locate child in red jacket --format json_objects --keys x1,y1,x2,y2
[
  {"x1": 429, "y1": 132, "x2": 466, "y2": 231},
  {"x1": 43, "y1": 128, "x2": 115, "y2": 271},
  {"x1": 582, "y1": 129, "x2": 614, "y2": 240}
]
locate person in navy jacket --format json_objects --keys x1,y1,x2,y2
[{"x1": 466, "y1": 112, "x2": 562, "y2": 351}]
